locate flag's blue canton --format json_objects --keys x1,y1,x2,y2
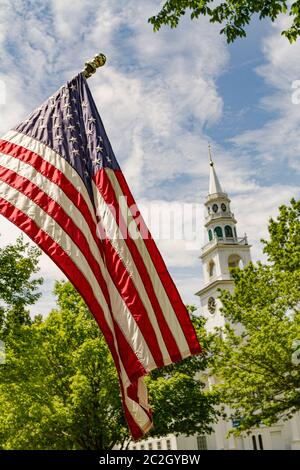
[{"x1": 14, "y1": 73, "x2": 120, "y2": 198}]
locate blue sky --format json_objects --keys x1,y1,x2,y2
[{"x1": 0, "y1": 0, "x2": 299, "y2": 314}]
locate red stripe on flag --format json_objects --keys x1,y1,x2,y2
[
  {"x1": 0, "y1": 162, "x2": 159, "y2": 375},
  {"x1": 120, "y1": 381, "x2": 153, "y2": 440},
  {"x1": 114, "y1": 170, "x2": 201, "y2": 356},
  {"x1": 95, "y1": 169, "x2": 187, "y2": 362},
  {"x1": 0, "y1": 195, "x2": 115, "y2": 348},
  {"x1": 102, "y1": 236, "x2": 165, "y2": 369},
  {"x1": 0, "y1": 196, "x2": 148, "y2": 439},
  {"x1": 123, "y1": 401, "x2": 149, "y2": 441},
  {"x1": 0, "y1": 164, "x2": 110, "y2": 304},
  {"x1": 113, "y1": 319, "x2": 147, "y2": 383},
  {"x1": 0, "y1": 139, "x2": 104, "y2": 258}
]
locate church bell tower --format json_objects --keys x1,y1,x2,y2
[{"x1": 196, "y1": 147, "x2": 252, "y2": 332}]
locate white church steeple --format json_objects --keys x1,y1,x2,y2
[
  {"x1": 205, "y1": 147, "x2": 238, "y2": 245},
  {"x1": 208, "y1": 144, "x2": 223, "y2": 195},
  {"x1": 196, "y1": 147, "x2": 252, "y2": 332}
]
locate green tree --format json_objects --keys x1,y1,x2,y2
[
  {"x1": 0, "y1": 281, "x2": 125, "y2": 450},
  {"x1": 0, "y1": 236, "x2": 42, "y2": 332},
  {"x1": 149, "y1": 1, "x2": 300, "y2": 43},
  {"x1": 0, "y1": 285, "x2": 217, "y2": 449},
  {"x1": 211, "y1": 199, "x2": 300, "y2": 433}
]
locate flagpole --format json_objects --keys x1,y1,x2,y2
[{"x1": 83, "y1": 53, "x2": 107, "y2": 79}]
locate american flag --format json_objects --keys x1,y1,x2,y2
[{"x1": 0, "y1": 73, "x2": 201, "y2": 439}]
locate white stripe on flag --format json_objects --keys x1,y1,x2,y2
[
  {"x1": 93, "y1": 181, "x2": 173, "y2": 365},
  {"x1": 0, "y1": 178, "x2": 156, "y2": 370},
  {"x1": 106, "y1": 169, "x2": 191, "y2": 356},
  {"x1": 1, "y1": 130, "x2": 96, "y2": 223},
  {"x1": 0, "y1": 151, "x2": 98, "y2": 254}
]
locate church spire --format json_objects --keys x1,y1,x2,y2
[
  {"x1": 196, "y1": 146, "x2": 252, "y2": 346},
  {"x1": 208, "y1": 144, "x2": 224, "y2": 195}
]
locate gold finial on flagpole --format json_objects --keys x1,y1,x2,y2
[{"x1": 83, "y1": 53, "x2": 107, "y2": 79}]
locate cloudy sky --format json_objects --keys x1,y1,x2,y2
[{"x1": 0, "y1": 0, "x2": 299, "y2": 314}]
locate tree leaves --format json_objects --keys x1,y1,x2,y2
[
  {"x1": 0, "y1": 236, "x2": 42, "y2": 311},
  {"x1": 149, "y1": 1, "x2": 300, "y2": 43}
]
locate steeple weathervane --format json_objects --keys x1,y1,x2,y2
[
  {"x1": 208, "y1": 143, "x2": 214, "y2": 167},
  {"x1": 208, "y1": 145, "x2": 223, "y2": 195}
]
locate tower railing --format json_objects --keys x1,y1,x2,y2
[
  {"x1": 206, "y1": 192, "x2": 229, "y2": 201},
  {"x1": 201, "y1": 235, "x2": 248, "y2": 253},
  {"x1": 205, "y1": 211, "x2": 235, "y2": 221}
]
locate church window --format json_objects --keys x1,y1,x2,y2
[
  {"x1": 209, "y1": 261, "x2": 215, "y2": 277},
  {"x1": 208, "y1": 229, "x2": 213, "y2": 241},
  {"x1": 214, "y1": 226, "x2": 223, "y2": 238},
  {"x1": 225, "y1": 225, "x2": 233, "y2": 238},
  {"x1": 148, "y1": 443, "x2": 153, "y2": 450},
  {"x1": 166, "y1": 439, "x2": 172, "y2": 450},
  {"x1": 157, "y1": 441, "x2": 162, "y2": 450},
  {"x1": 228, "y1": 254, "x2": 243, "y2": 272},
  {"x1": 252, "y1": 435, "x2": 257, "y2": 450},
  {"x1": 258, "y1": 434, "x2": 264, "y2": 450},
  {"x1": 234, "y1": 227, "x2": 237, "y2": 238},
  {"x1": 197, "y1": 435, "x2": 208, "y2": 450}
]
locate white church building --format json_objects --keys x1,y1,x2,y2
[{"x1": 129, "y1": 155, "x2": 300, "y2": 451}]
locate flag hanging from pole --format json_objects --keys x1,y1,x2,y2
[{"x1": 0, "y1": 73, "x2": 201, "y2": 439}]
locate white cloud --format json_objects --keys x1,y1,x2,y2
[
  {"x1": 138, "y1": 198, "x2": 205, "y2": 269},
  {"x1": 230, "y1": 17, "x2": 300, "y2": 174},
  {"x1": 51, "y1": 0, "x2": 95, "y2": 40},
  {"x1": 232, "y1": 184, "x2": 299, "y2": 262},
  {"x1": 175, "y1": 275, "x2": 202, "y2": 307}
]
